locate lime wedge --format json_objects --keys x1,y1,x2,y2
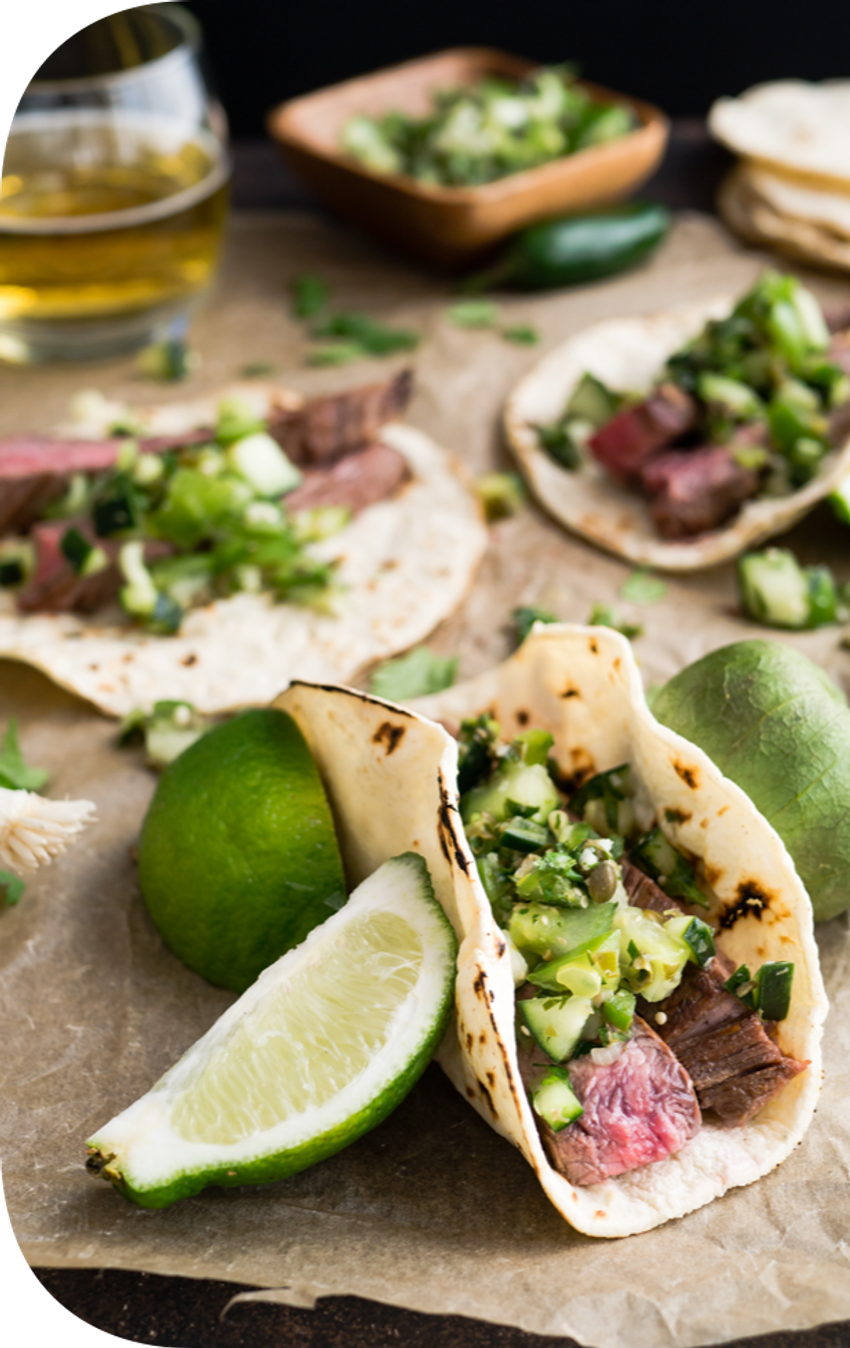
[{"x1": 86, "y1": 854, "x2": 457, "y2": 1208}]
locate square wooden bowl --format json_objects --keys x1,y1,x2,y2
[{"x1": 267, "y1": 48, "x2": 669, "y2": 270}]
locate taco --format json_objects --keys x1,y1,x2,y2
[
  {"x1": 0, "y1": 372, "x2": 486, "y2": 716},
  {"x1": 414, "y1": 624, "x2": 827, "y2": 1236},
  {"x1": 504, "y1": 272, "x2": 850, "y2": 570}
]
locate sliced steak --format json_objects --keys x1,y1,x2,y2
[
  {"x1": 621, "y1": 859, "x2": 686, "y2": 914},
  {"x1": 0, "y1": 428, "x2": 213, "y2": 535},
  {"x1": 16, "y1": 519, "x2": 121, "y2": 614},
  {"x1": 539, "y1": 1017, "x2": 700, "y2": 1186},
  {"x1": 269, "y1": 370, "x2": 414, "y2": 467},
  {"x1": 15, "y1": 520, "x2": 171, "y2": 615},
  {"x1": 588, "y1": 384, "x2": 697, "y2": 486},
  {"x1": 642, "y1": 445, "x2": 760, "y2": 539},
  {"x1": 644, "y1": 958, "x2": 808, "y2": 1126},
  {"x1": 284, "y1": 442, "x2": 410, "y2": 515}
]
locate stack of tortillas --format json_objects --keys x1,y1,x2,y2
[{"x1": 709, "y1": 80, "x2": 850, "y2": 272}]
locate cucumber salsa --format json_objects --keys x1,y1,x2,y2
[
  {"x1": 535, "y1": 271, "x2": 850, "y2": 542},
  {"x1": 457, "y1": 716, "x2": 805, "y2": 1184}
]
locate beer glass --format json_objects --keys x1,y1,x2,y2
[{"x1": 0, "y1": 5, "x2": 230, "y2": 362}]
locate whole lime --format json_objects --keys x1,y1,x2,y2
[
  {"x1": 138, "y1": 708, "x2": 346, "y2": 992},
  {"x1": 653, "y1": 639, "x2": 850, "y2": 922}
]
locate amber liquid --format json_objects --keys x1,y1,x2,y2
[{"x1": 0, "y1": 113, "x2": 229, "y2": 322}]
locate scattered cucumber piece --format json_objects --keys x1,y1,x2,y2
[{"x1": 531, "y1": 1066, "x2": 584, "y2": 1131}]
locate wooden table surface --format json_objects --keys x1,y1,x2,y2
[{"x1": 27, "y1": 126, "x2": 849, "y2": 1348}]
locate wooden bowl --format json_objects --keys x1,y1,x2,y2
[{"x1": 267, "y1": 48, "x2": 669, "y2": 270}]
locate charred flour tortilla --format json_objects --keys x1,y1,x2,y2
[
  {"x1": 414, "y1": 624, "x2": 827, "y2": 1237},
  {"x1": 0, "y1": 384, "x2": 486, "y2": 716},
  {"x1": 504, "y1": 300, "x2": 850, "y2": 570}
]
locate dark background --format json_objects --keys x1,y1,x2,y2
[{"x1": 192, "y1": 0, "x2": 850, "y2": 136}]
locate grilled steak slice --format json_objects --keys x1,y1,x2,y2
[
  {"x1": 0, "y1": 428, "x2": 213, "y2": 536},
  {"x1": 269, "y1": 370, "x2": 414, "y2": 467},
  {"x1": 642, "y1": 445, "x2": 760, "y2": 539},
  {"x1": 16, "y1": 520, "x2": 171, "y2": 615},
  {"x1": 284, "y1": 442, "x2": 410, "y2": 515},
  {"x1": 16, "y1": 520, "x2": 121, "y2": 614},
  {"x1": 621, "y1": 859, "x2": 685, "y2": 914},
  {"x1": 644, "y1": 958, "x2": 808, "y2": 1126},
  {"x1": 539, "y1": 1017, "x2": 700, "y2": 1186},
  {"x1": 588, "y1": 384, "x2": 697, "y2": 485}
]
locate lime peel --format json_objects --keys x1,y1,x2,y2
[{"x1": 87, "y1": 853, "x2": 457, "y2": 1208}]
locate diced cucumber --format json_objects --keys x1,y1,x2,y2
[
  {"x1": 530, "y1": 1066, "x2": 584, "y2": 1131},
  {"x1": 461, "y1": 761, "x2": 560, "y2": 825},
  {"x1": 520, "y1": 994, "x2": 593, "y2": 1063},
  {"x1": 565, "y1": 372, "x2": 621, "y2": 428},
  {"x1": 664, "y1": 914, "x2": 716, "y2": 966},
  {"x1": 737, "y1": 549, "x2": 810, "y2": 629},
  {"x1": 696, "y1": 373, "x2": 764, "y2": 420},
  {"x1": 509, "y1": 900, "x2": 616, "y2": 963},
  {"x1": 227, "y1": 432, "x2": 302, "y2": 498},
  {"x1": 500, "y1": 818, "x2": 550, "y2": 852}
]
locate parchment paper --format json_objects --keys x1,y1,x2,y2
[{"x1": 3, "y1": 211, "x2": 850, "y2": 1348}]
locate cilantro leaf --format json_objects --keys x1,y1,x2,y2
[
  {"x1": 0, "y1": 720, "x2": 48, "y2": 791},
  {"x1": 512, "y1": 605, "x2": 559, "y2": 646},
  {"x1": 311, "y1": 312, "x2": 420, "y2": 355},
  {"x1": 501, "y1": 325, "x2": 540, "y2": 346},
  {"x1": 291, "y1": 273, "x2": 329, "y2": 319},
  {"x1": 447, "y1": 300, "x2": 499, "y2": 329},
  {"x1": 587, "y1": 603, "x2": 643, "y2": 639},
  {"x1": 370, "y1": 647, "x2": 457, "y2": 701},
  {"x1": 619, "y1": 569, "x2": 667, "y2": 605},
  {"x1": 0, "y1": 870, "x2": 25, "y2": 907}
]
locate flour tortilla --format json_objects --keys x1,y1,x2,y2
[
  {"x1": 719, "y1": 167, "x2": 850, "y2": 275},
  {"x1": 709, "y1": 80, "x2": 850, "y2": 189},
  {"x1": 413, "y1": 624, "x2": 827, "y2": 1237},
  {"x1": 0, "y1": 384, "x2": 487, "y2": 717},
  {"x1": 504, "y1": 299, "x2": 850, "y2": 570}
]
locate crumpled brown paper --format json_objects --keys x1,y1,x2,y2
[{"x1": 3, "y1": 211, "x2": 850, "y2": 1348}]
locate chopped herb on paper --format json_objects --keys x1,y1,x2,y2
[
  {"x1": 307, "y1": 342, "x2": 367, "y2": 367},
  {"x1": 239, "y1": 361, "x2": 277, "y2": 378},
  {"x1": 447, "y1": 300, "x2": 499, "y2": 329},
  {"x1": 512, "y1": 605, "x2": 559, "y2": 645},
  {"x1": 475, "y1": 473, "x2": 525, "y2": 522},
  {"x1": 0, "y1": 869, "x2": 25, "y2": 907},
  {"x1": 0, "y1": 719, "x2": 48, "y2": 792},
  {"x1": 587, "y1": 603, "x2": 643, "y2": 639},
  {"x1": 311, "y1": 312, "x2": 420, "y2": 356},
  {"x1": 370, "y1": 646, "x2": 458, "y2": 701},
  {"x1": 502, "y1": 325, "x2": 540, "y2": 346},
  {"x1": 291, "y1": 273, "x2": 330, "y2": 319},
  {"x1": 619, "y1": 569, "x2": 667, "y2": 605},
  {"x1": 137, "y1": 337, "x2": 197, "y2": 382}
]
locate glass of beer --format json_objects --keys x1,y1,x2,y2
[{"x1": 0, "y1": 4, "x2": 230, "y2": 363}]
